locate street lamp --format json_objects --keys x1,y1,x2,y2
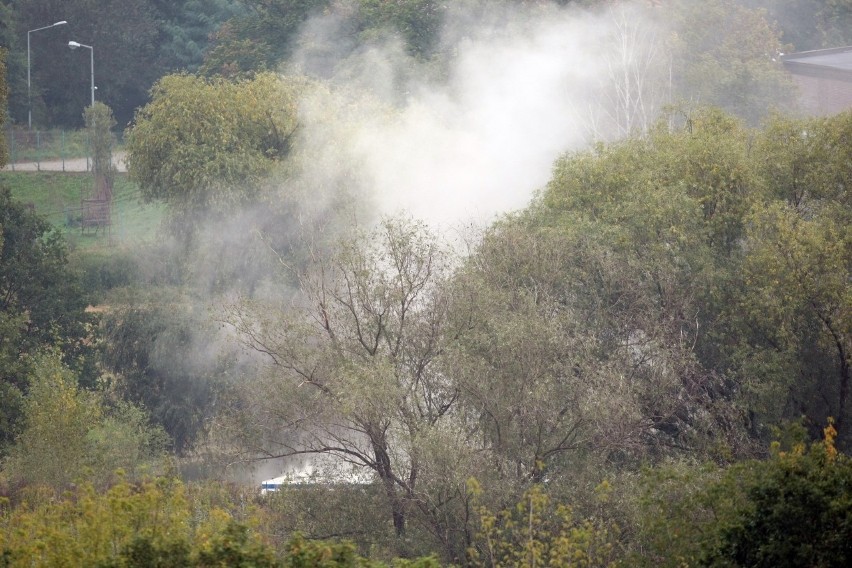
[
  {"x1": 27, "y1": 20, "x2": 67, "y2": 130},
  {"x1": 68, "y1": 41, "x2": 94, "y2": 108}
]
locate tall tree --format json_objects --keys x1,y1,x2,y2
[
  {"x1": 737, "y1": 205, "x2": 851, "y2": 441},
  {"x1": 125, "y1": 72, "x2": 303, "y2": 235},
  {"x1": 532, "y1": 108, "x2": 769, "y2": 459},
  {"x1": 587, "y1": 2, "x2": 671, "y2": 138},
  {"x1": 224, "y1": 218, "x2": 478, "y2": 559},
  {"x1": 1, "y1": 1, "x2": 42, "y2": 126}
]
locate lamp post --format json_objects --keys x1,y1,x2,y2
[
  {"x1": 68, "y1": 41, "x2": 94, "y2": 108},
  {"x1": 27, "y1": 20, "x2": 67, "y2": 130}
]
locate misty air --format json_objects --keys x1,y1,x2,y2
[{"x1": 1, "y1": 1, "x2": 851, "y2": 566}]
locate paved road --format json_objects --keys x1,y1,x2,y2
[{"x1": 2, "y1": 152, "x2": 127, "y2": 173}]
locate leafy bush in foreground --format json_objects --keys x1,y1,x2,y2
[{"x1": 0, "y1": 476, "x2": 439, "y2": 567}]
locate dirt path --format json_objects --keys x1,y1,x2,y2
[{"x1": 2, "y1": 151, "x2": 127, "y2": 173}]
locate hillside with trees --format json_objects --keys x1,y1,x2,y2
[{"x1": 2, "y1": 1, "x2": 851, "y2": 566}]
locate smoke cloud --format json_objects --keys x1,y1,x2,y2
[{"x1": 283, "y1": 1, "x2": 665, "y2": 230}]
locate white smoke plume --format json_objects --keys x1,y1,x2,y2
[{"x1": 282, "y1": 1, "x2": 667, "y2": 230}]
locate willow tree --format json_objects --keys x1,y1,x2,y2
[
  {"x1": 125, "y1": 72, "x2": 304, "y2": 233},
  {"x1": 224, "y1": 218, "x2": 479, "y2": 559},
  {"x1": 523, "y1": 108, "x2": 763, "y2": 462}
]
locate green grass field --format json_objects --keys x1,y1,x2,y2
[{"x1": 1, "y1": 171, "x2": 165, "y2": 251}]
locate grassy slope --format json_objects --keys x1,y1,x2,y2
[{"x1": 0, "y1": 171, "x2": 165, "y2": 252}]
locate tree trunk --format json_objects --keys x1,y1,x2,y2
[
  {"x1": 371, "y1": 429, "x2": 407, "y2": 537},
  {"x1": 834, "y1": 336, "x2": 850, "y2": 438},
  {"x1": 391, "y1": 496, "x2": 407, "y2": 537},
  {"x1": 821, "y1": 313, "x2": 850, "y2": 439}
]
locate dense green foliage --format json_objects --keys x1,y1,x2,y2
[
  {"x1": 199, "y1": 0, "x2": 444, "y2": 78},
  {"x1": 216, "y1": 106, "x2": 850, "y2": 562},
  {"x1": 0, "y1": 186, "x2": 93, "y2": 454},
  {"x1": 150, "y1": 0, "x2": 247, "y2": 73},
  {"x1": 125, "y1": 72, "x2": 302, "y2": 219},
  {"x1": 357, "y1": 0, "x2": 444, "y2": 57},
  {"x1": 537, "y1": 107, "x2": 852, "y2": 450},
  {"x1": 99, "y1": 298, "x2": 222, "y2": 455},
  {"x1": 3, "y1": 352, "x2": 167, "y2": 491},
  {"x1": 638, "y1": 423, "x2": 852, "y2": 567},
  {"x1": 469, "y1": 483, "x2": 620, "y2": 567},
  {"x1": 0, "y1": 475, "x2": 440, "y2": 567}
]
